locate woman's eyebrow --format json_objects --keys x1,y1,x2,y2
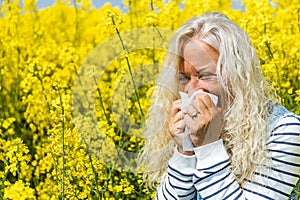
[{"x1": 178, "y1": 72, "x2": 188, "y2": 76}]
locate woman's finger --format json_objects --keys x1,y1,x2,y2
[{"x1": 170, "y1": 99, "x2": 182, "y2": 117}]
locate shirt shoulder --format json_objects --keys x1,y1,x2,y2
[{"x1": 267, "y1": 103, "x2": 300, "y2": 134}]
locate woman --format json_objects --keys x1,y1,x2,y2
[{"x1": 139, "y1": 12, "x2": 300, "y2": 199}]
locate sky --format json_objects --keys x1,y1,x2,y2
[
  {"x1": 36, "y1": 0, "x2": 125, "y2": 9},
  {"x1": 0, "y1": 0, "x2": 125, "y2": 10},
  {"x1": 15, "y1": 0, "x2": 244, "y2": 11}
]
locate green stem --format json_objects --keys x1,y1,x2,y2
[
  {"x1": 56, "y1": 87, "x2": 65, "y2": 200},
  {"x1": 93, "y1": 75, "x2": 110, "y2": 123},
  {"x1": 265, "y1": 41, "x2": 282, "y2": 97},
  {"x1": 154, "y1": 25, "x2": 163, "y2": 39},
  {"x1": 35, "y1": 73, "x2": 51, "y2": 112},
  {"x1": 111, "y1": 17, "x2": 144, "y2": 118},
  {"x1": 150, "y1": 0, "x2": 154, "y2": 11},
  {"x1": 88, "y1": 154, "x2": 101, "y2": 199}
]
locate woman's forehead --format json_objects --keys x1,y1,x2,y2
[{"x1": 182, "y1": 40, "x2": 218, "y2": 71}]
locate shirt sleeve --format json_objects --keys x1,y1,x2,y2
[
  {"x1": 156, "y1": 147, "x2": 197, "y2": 200},
  {"x1": 193, "y1": 114, "x2": 300, "y2": 199},
  {"x1": 193, "y1": 139, "x2": 243, "y2": 199},
  {"x1": 242, "y1": 114, "x2": 300, "y2": 199}
]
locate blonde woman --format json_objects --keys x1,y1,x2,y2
[{"x1": 139, "y1": 12, "x2": 300, "y2": 199}]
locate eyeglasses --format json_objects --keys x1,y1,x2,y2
[{"x1": 178, "y1": 72, "x2": 218, "y2": 85}]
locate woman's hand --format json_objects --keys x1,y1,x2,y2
[
  {"x1": 169, "y1": 99, "x2": 194, "y2": 155},
  {"x1": 184, "y1": 93, "x2": 223, "y2": 147}
]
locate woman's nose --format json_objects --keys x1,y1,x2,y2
[{"x1": 184, "y1": 77, "x2": 209, "y2": 95}]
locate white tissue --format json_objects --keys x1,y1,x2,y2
[{"x1": 179, "y1": 90, "x2": 218, "y2": 151}]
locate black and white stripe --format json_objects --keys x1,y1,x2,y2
[{"x1": 156, "y1": 114, "x2": 300, "y2": 199}]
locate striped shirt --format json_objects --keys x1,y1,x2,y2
[{"x1": 156, "y1": 105, "x2": 300, "y2": 199}]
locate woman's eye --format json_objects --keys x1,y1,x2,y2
[
  {"x1": 178, "y1": 75, "x2": 190, "y2": 84},
  {"x1": 198, "y1": 72, "x2": 217, "y2": 80}
]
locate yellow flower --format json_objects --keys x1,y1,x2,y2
[
  {"x1": 2, "y1": 117, "x2": 15, "y2": 129},
  {"x1": 0, "y1": 0, "x2": 299, "y2": 199},
  {"x1": 288, "y1": 87, "x2": 293, "y2": 95},
  {"x1": 4, "y1": 180, "x2": 36, "y2": 200}
]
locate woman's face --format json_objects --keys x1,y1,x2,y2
[{"x1": 178, "y1": 39, "x2": 224, "y2": 106}]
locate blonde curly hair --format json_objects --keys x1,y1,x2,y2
[{"x1": 138, "y1": 12, "x2": 278, "y2": 188}]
